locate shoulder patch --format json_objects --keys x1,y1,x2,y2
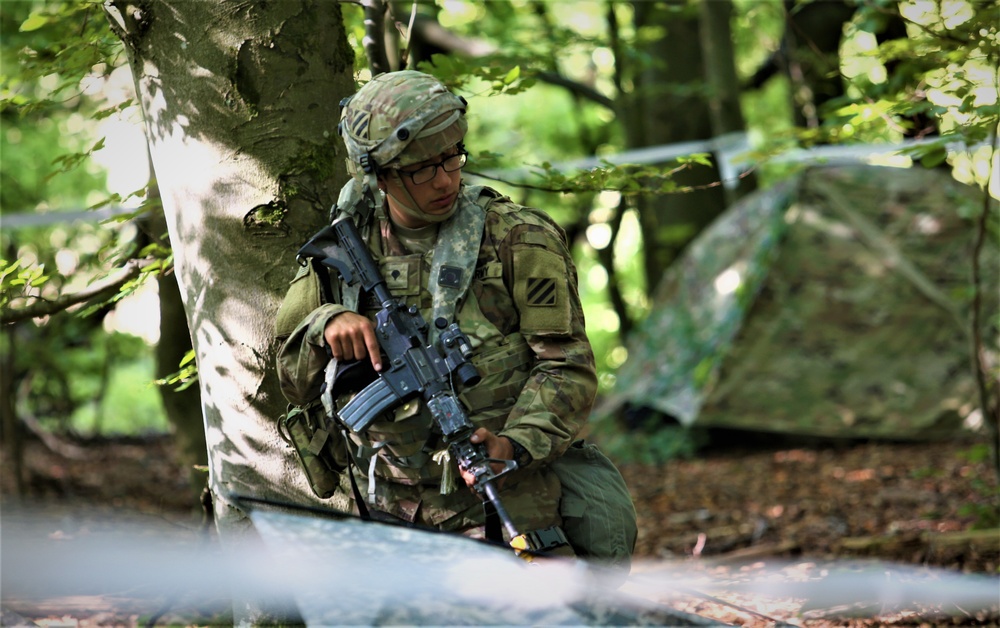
[
  {"x1": 513, "y1": 248, "x2": 571, "y2": 335},
  {"x1": 525, "y1": 277, "x2": 557, "y2": 307}
]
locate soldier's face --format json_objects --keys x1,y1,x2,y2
[{"x1": 382, "y1": 148, "x2": 462, "y2": 228}]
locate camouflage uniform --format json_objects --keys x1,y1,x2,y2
[
  {"x1": 274, "y1": 71, "x2": 597, "y2": 544},
  {"x1": 275, "y1": 186, "x2": 596, "y2": 539}
]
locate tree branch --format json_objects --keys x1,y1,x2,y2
[
  {"x1": 970, "y1": 124, "x2": 1000, "y2": 478},
  {"x1": 2, "y1": 258, "x2": 159, "y2": 325},
  {"x1": 17, "y1": 375, "x2": 89, "y2": 460},
  {"x1": 360, "y1": 0, "x2": 391, "y2": 76},
  {"x1": 402, "y1": 10, "x2": 615, "y2": 110},
  {"x1": 407, "y1": 13, "x2": 496, "y2": 58},
  {"x1": 600, "y1": 195, "x2": 633, "y2": 338},
  {"x1": 535, "y1": 70, "x2": 615, "y2": 110}
]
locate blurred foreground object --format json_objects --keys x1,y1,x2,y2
[{"x1": 0, "y1": 502, "x2": 716, "y2": 626}]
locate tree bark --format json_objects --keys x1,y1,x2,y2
[
  {"x1": 1, "y1": 322, "x2": 24, "y2": 496},
  {"x1": 625, "y1": 0, "x2": 728, "y2": 287},
  {"x1": 102, "y1": 0, "x2": 355, "y2": 530},
  {"x1": 155, "y1": 267, "x2": 207, "y2": 491},
  {"x1": 698, "y1": 0, "x2": 756, "y2": 204}
]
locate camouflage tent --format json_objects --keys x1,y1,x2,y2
[{"x1": 597, "y1": 164, "x2": 998, "y2": 440}]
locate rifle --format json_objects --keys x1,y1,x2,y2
[{"x1": 297, "y1": 216, "x2": 529, "y2": 552}]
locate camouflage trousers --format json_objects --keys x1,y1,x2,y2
[{"x1": 335, "y1": 463, "x2": 569, "y2": 549}]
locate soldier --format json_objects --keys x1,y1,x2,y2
[{"x1": 275, "y1": 71, "x2": 631, "y2": 564}]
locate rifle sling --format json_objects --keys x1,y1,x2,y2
[
  {"x1": 429, "y1": 191, "x2": 486, "y2": 344},
  {"x1": 342, "y1": 434, "x2": 418, "y2": 527},
  {"x1": 309, "y1": 258, "x2": 336, "y2": 305}
]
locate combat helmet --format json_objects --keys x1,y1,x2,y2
[
  {"x1": 337, "y1": 71, "x2": 468, "y2": 223},
  {"x1": 340, "y1": 70, "x2": 467, "y2": 173}
]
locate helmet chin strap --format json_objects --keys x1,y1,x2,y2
[
  {"x1": 383, "y1": 170, "x2": 457, "y2": 225},
  {"x1": 360, "y1": 170, "x2": 386, "y2": 222}
]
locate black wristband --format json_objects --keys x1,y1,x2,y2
[{"x1": 508, "y1": 438, "x2": 532, "y2": 467}]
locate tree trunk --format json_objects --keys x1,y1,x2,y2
[
  {"x1": 1, "y1": 324, "x2": 24, "y2": 496},
  {"x1": 698, "y1": 0, "x2": 756, "y2": 205},
  {"x1": 124, "y1": 154, "x2": 209, "y2": 501},
  {"x1": 625, "y1": 0, "x2": 728, "y2": 287},
  {"x1": 102, "y1": 0, "x2": 355, "y2": 529},
  {"x1": 777, "y1": 0, "x2": 854, "y2": 130}
]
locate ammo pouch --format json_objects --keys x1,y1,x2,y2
[
  {"x1": 278, "y1": 402, "x2": 346, "y2": 499},
  {"x1": 551, "y1": 440, "x2": 637, "y2": 576}
]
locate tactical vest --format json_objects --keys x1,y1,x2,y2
[{"x1": 331, "y1": 185, "x2": 536, "y2": 500}]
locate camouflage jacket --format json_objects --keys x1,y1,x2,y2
[{"x1": 274, "y1": 184, "x2": 597, "y2": 536}]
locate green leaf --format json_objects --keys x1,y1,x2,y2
[
  {"x1": 19, "y1": 13, "x2": 50, "y2": 32},
  {"x1": 0, "y1": 259, "x2": 22, "y2": 283},
  {"x1": 679, "y1": 153, "x2": 713, "y2": 167},
  {"x1": 920, "y1": 146, "x2": 947, "y2": 168},
  {"x1": 179, "y1": 350, "x2": 196, "y2": 367}
]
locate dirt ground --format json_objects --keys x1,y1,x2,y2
[
  {"x1": 2, "y1": 433, "x2": 998, "y2": 627},
  {"x1": 617, "y1": 434, "x2": 1000, "y2": 627}
]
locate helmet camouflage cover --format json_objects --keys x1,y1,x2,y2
[{"x1": 339, "y1": 70, "x2": 468, "y2": 180}]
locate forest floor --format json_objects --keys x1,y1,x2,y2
[{"x1": 1, "y1": 433, "x2": 998, "y2": 627}]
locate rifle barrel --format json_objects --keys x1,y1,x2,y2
[{"x1": 482, "y1": 480, "x2": 520, "y2": 540}]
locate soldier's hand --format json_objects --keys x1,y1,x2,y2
[
  {"x1": 460, "y1": 428, "x2": 514, "y2": 489},
  {"x1": 323, "y1": 312, "x2": 382, "y2": 371}
]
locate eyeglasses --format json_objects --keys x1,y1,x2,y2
[{"x1": 397, "y1": 151, "x2": 468, "y2": 185}]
